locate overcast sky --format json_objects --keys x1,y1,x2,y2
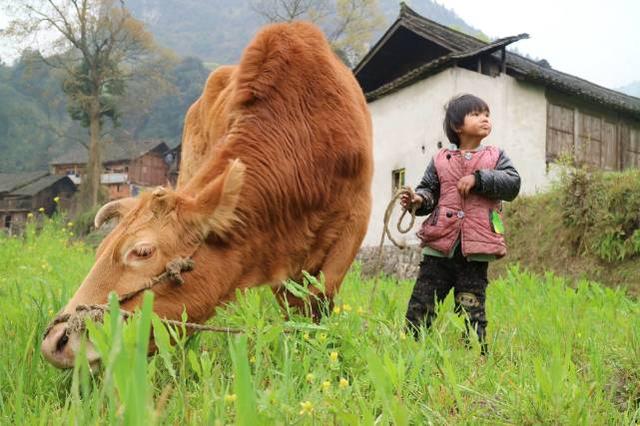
[{"x1": 434, "y1": 0, "x2": 639, "y2": 90}]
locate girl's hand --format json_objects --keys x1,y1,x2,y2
[
  {"x1": 400, "y1": 191, "x2": 423, "y2": 210},
  {"x1": 457, "y1": 175, "x2": 476, "y2": 197}
]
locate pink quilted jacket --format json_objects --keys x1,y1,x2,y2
[{"x1": 417, "y1": 146, "x2": 506, "y2": 258}]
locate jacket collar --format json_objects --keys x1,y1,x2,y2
[{"x1": 448, "y1": 143, "x2": 486, "y2": 152}]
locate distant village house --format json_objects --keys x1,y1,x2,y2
[
  {"x1": 0, "y1": 171, "x2": 76, "y2": 235},
  {"x1": 49, "y1": 139, "x2": 171, "y2": 200}
]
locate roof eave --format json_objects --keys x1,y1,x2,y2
[{"x1": 353, "y1": 18, "x2": 403, "y2": 74}]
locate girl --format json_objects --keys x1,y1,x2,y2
[{"x1": 400, "y1": 94, "x2": 521, "y2": 354}]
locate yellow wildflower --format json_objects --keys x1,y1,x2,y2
[
  {"x1": 318, "y1": 333, "x2": 327, "y2": 343},
  {"x1": 333, "y1": 306, "x2": 341, "y2": 314},
  {"x1": 357, "y1": 306, "x2": 365, "y2": 315},
  {"x1": 224, "y1": 394, "x2": 237, "y2": 404},
  {"x1": 342, "y1": 304, "x2": 352, "y2": 312},
  {"x1": 67, "y1": 222, "x2": 73, "y2": 227},
  {"x1": 339, "y1": 378, "x2": 349, "y2": 389},
  {"x1": 38, "y1": 207, "x2": 45, "y2": 213},
  {"x1": 53, "y1": 196, "x2": 60, "y2": 203},
  {"x1": 27, "y1": 212, "x2": 34, "y2": 219},
  {"x1": 299, "y1": 400, "x2": 314, "y2": 416},
  {"x1": 329, "y1": 351, "x2": 338, "y2": 362},
  {"x1": 305, "y1": 373, "x2": 315, "y2": 383},
  {"x1": 249, "y1": 356, "x2": 256, "y2": 364},
  {"x1": 321, "y1": 380, "x2": 331, "y2": 392},
  {"x1": 303, "y1": 332, "x2": 310, "y2": 341},
  {"x1": 69, "y1": 232, "x2": 75, "y2": 237},
  {"x1": 399, "y1": 332, "x2": 407, "y2": 341}
]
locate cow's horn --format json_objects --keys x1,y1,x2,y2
[
  {"x1": 94, "y1": 201, "x2": 122, "y2": 229},
  {"x1": 94, "y1": 198, "x2": 136, "y2": 229}
]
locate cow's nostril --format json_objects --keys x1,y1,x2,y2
[{"x1": 56, "y1": 331, "x2": 69, "y2": 352}]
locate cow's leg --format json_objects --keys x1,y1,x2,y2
[
  {"x1": 271, "y1": 213, "x2": 368, "y2": 322},
  {"x1": 304, "y1": 214, "x2": 369, "y2": 321}
]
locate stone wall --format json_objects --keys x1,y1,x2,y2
[{"x1": 356, "y1": 244, "x2": 422, "y2": 281}]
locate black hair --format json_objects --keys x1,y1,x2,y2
[{"x1": 443, "y1": 94, "x2": 490, "y2": 147}]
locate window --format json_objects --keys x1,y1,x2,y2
[
  {"x1": 392, "y1": 168, "x2": 405, "y2": 195},
  {"x1": 4, "y1": 215, "x2": 11, "y2": 229}
]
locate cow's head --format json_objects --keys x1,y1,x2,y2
[{"x1": 41, "y1": 160, "x2": 246, "y2": 368}]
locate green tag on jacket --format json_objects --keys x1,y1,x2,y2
[{"x1": 491, "y1": 210, "x2": 505, "y2": 234}]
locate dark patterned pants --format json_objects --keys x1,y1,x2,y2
[{"x1": 405, "y1": 246, "x2": 489, "y2": 353}]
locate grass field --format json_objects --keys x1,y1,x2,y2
[{"x1": 1, "y1": 216, "x2": 639, "y2": 424}]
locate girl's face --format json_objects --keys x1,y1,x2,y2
[{"x1": 459, "y1": 110, "x2": 492, "y2": 139}]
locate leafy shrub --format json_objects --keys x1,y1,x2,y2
[{"x1": 560, "y1": 167, "x2": 640, "y2": 261}]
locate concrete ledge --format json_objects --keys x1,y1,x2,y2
[{"x1": 356, "y1": 244, "x2": 422, "y2": 281}]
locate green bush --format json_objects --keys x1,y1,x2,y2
[{"x1": 560, "y1": 167, "x2": 640, "y2": 261}]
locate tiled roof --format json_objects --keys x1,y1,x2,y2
[
  {"x1": 50, "y1": 139, "x2": 169, "y2": 166},
  {"x1": 366, "y1": 34, "x2": 529, "y2": 102},
  {"x1": 0, "y1": 171, "x2": 49, "y2": 194},
  {"x1": 10, "y1": 175, "x2": 74, "y2": 196},
  {"x1": 0, "y1": 172, "x2": 74, "y2": 197},
  {"x1": 356, "y1": 3, "x2": 640, "y2": 117}
]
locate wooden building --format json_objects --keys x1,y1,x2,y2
[
  {"x1": 50, "y1": 139, "x2": 170, "y2": 200},
  {"x1": 0, "y1": 171, "x2": 76, "y2": 235},
  {"x1": 354, "y1": 4, "x2": 640, "y2": 246}
]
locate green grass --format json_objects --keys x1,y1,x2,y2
[{"x1": 1, "y1": 216, "x2": 639, "y2": 424}]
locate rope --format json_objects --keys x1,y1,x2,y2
[
  {"x1": 368, "y1": 186, "x2": 418, "y2": 308},
  {"x1": 60, "y1": 304, "x2": 273, "y2": 335},
  {"x1": 44, "y1": 257, "x2": 305, "y2": 338},
  {"x1": 45, "y1": 190, "x2": 418, "y2": 338},
  {"x1": 44, "y1": 257, "x2": 197, "y2": 338},
  {"x1": 383, "y1": 186, "x2": 417, "y2": 249}
]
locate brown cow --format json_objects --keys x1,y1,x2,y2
[{"x1": 41, "y1": 21, "x2": 373, "y2": 368}]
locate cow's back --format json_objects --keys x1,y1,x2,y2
[
  {"x1": 179, "y1": 65, "x2": 237, "y2": 188},
  {"x1": 182, "y1": 21, "x2": 372, "y2": 289}
]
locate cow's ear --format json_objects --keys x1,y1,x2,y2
[
  {"x1": 184, "y1": 159, "x2": 246, "y2": 238},
  {"x1": 94, "y1": 197, "x2": 137, "y2": 229}
]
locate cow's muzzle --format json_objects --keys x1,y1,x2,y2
[{"x1": 41, "y1": 322, "x2": 100, "y2": 369}]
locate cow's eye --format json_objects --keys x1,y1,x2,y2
[{"x1": 128, "y1": 244, "x2": 156, "y2": 261}]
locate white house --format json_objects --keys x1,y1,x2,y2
[{"x1": 354, "y1": 4, "x2": 640, "y2": 247}]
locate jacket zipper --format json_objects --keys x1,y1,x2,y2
[{"x1": 459, "y1": 153, "x2": 466, "y2": 255}]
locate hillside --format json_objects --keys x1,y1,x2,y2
[
  {"x1": 0, "y1": 0, "x2": 486, "y2": 174},
  {"x1": 0, "y1": 54, "x2": 210, "y2": 173},
  {"x1": 125, "y1": 0, "x2": 487, "y2": 64}
]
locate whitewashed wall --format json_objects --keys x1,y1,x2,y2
[{"x1": 363, "y1": 66, "x2": 549, "y2": 246}]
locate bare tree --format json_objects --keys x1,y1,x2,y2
[
  {"x1": 2, "y1": 0, "x2": 171, "y2": 209},
  {"x1": 251, "y1": 0, "x2": 328, "y2": 22},
  {"x1": 251, "y1": 0, "x2": 385, "y2": 66}
]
